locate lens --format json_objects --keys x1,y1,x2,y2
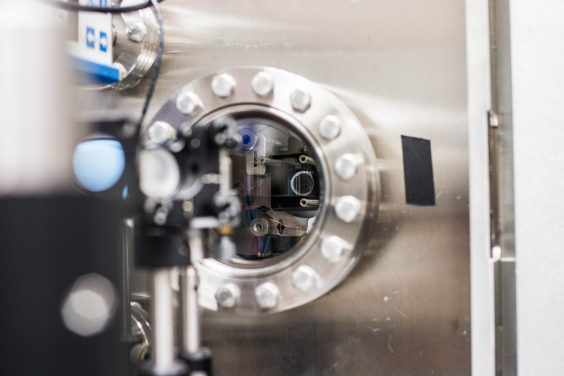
[
  {"x1": 291, "y1": 171, "x2": 315, "y2": 196},
  {"x1": 73, "y1": 139, "x2": 125, "y2": 192},
  {"x1": 139, "y1": 149, "x2": 180, "y2": 198}
]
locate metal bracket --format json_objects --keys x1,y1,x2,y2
[{"x1": 488, "y1": 109, "x2": 501, "y2": 259}]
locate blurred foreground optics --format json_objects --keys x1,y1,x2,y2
[
  {"x1": 0, "y1": 2, "x2": 129, "y2": 374},
  {"x1": 61, "y1": 273, "x2": 118, "y2": 337},
  {"x1": 73, "y1": 139, "x2": 126, "y2": 191},
  {"x1": 0, "y1": 1, "x2": 77, "y2": 194}
]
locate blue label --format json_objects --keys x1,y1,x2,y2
[
  {"x1": 99, "y1": 31, "x2": 108, "y2": 52},
  {"x1": 87, "y1": 0, "x2": 108, "y2": 5},
  {"x1": 86, "y1": 27, "x2": 95, "y2": 48}
]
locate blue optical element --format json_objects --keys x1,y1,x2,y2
[
  {"x1": 238, "y1": 128, "x2": 257, "y2": 151},
  {"x1": 73, "y1": 139, "x2": 126, "y2": 192}
]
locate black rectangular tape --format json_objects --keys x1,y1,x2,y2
[{"x1": 401, "y1": 135, "x2": 436, "y2": 206}]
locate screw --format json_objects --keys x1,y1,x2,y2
[
  {"x1": 154, "y1": 207, "x2": 168, "y2": 225},
  {"x1": 176, "y1": 92, "x2": 202, "y2": 116},
  {"x1": 335, "y1": 153, "x2": 359, "y2": 180},
  {"x1": 292, "y1": 266, "x2": 316, "y2": 292},
  {"x1": 147, "y1": 121, "x2": 176, "y2": 145},
  {"x1": 190, "y1": 138, "x2": 201, "y2": 149},
  {"x1": 251, "y1": 72, "x2": 274, "y2": 97},
  {"x1": 182, "y1": 200, "x2": 193, "y2": 214},
  {"x1": 126, "y1": 23, "x2": 147, "y2": 43},
  {"x1": 255, "y1": 282, "x2": 279, "y2": 309},
  {"x1": 290, "y1": 89, "x2": 311, "y2": 113},
  {"x1": 181, "y1": 122, "x2": 193, "y2": 137},
  {"x1": 215, "y1": 284, "x2": 240, "y2": 308},
  {"x1": 321, "y1": 236, "x2": 345, "y2": 261},
  {"x1": 211, "y1": 74, "x2": 236, "y2": 98},
  {"x1": 250, "y1": 218, "x2": 269, "y2": 237},
  {"x1": 319, "y1": 115, "x2": 342, "y2": 140},
  {"x1": 335, "y1": 196, "x2": 361, "y2": 223}
]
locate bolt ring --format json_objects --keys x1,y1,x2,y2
[{"x1": 146, "y1": 67, "x2": 380, "y2": 315}]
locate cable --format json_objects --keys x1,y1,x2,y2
[
  {"x1": 137, "y1": 0, "x2": 163, "y2": 128},
  {"x1": 263, "y1": 215, "x2": 305, "y2": 232},
  {"x1": 54, "y1": 0, "x2": 163, "y2": 13}
]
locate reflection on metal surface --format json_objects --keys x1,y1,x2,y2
[{"x1": 488, "y1": 0, "x2": 517, "y2": 373}]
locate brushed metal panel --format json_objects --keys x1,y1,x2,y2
[{"x1": 108, "y1": 0, "x2": 470, "y2": 374}]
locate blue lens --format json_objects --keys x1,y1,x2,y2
[
  {"x1": 73, "y1": 139, "x2": 126, "y2": 192},
  {"x1": 238, "y1": 128, "x2": 257, "y2": 151}
]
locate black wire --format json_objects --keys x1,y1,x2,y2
[
  {"x1": 137, "y1": 0, "x2": 164, "y2": 129},
  {"x1": 54, "y1": 0, "x2": 163, "y2": 13}
]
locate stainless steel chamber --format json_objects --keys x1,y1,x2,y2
[{"x1": 84, "y1": 0, "x2": 471, "y2": 374}]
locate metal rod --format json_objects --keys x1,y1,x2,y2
[
  {"x1": 258, "y1": 156, "x2": 282, "y2": 166},
  {"x1": 300, "y1": 198, "x2": 319, "y2": 208},
  {"x1": 299, "y1": 155, "x2": 315, "y2": 164},
  {"x1": 219, "y1": 148, "x2": 232, "y2": 194},
  {"x1": 183, "y1": 229, "x2": 204, "y2": 354},
  {"x1": 188, "y1": 228, "x2": 205, "y2": 264},
  {"x1": 182, "y1": 266, "x2": 201, "y2": 353},
  {"x1": 151, "y1": 268, "x2": 175, "y2": 369},
  {"x1": 122, "y1": 218, "x2": 134, "y2": 336}
]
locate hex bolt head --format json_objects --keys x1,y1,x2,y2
[
  {"x1": 153, "y1": 207, "x2": 168, "y2": 225},
  {"x1": 254, "y1": 282, "x2": 279, "y2": 309},
  {"x1": 211, "y1": 74, "x2": 236, "y2": 98},
  {"x1": 250, "y1": 217, "x2": 270, "y2": 237},
  {"x1": 251, "y1": 72, "x2": 274, "y2": 97},
  {"x1": 176, "y1": 92, "x2": 202, "y2": 116},
  {"x1": 147, "y1": 121, "x2": 177, "y2": 145},
  {"x1": 335, "y1": 196, "x2": 361, "y2": 223},
  {"x1": 215, "y1": 284, "x2": 240, "y2": 308},
  {"x1": 290, "y1": 89, "x2": 311, "y2": 113},
  {"x1": 335, "y1": 153, "x2": 360, "y2": 180},
  {"x1": 292, "y1": 266, "x2": 316, "y2": 292},
  {"x1": 321, "y1": 236, "x2": 346, "y2": 262},
  {"x1": 126, "y1": 23, "x2": 147, "y2": 43},
  {"x1": 319, "y1": 115, "x2": 342, "y2": 140}
]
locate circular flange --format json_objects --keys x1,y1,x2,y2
[
  {"x1": 95, "y1": 0, "x2": 159, "y2": 90},
  {"x1": 147, "y1": 67, "x2": 380, "y2": 314}
]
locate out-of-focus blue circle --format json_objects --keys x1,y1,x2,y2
[
  {"x1": 73, "y1": 139, "x2": 126, "y2": 192},
  {"x1": 238, "y1": 128, "x2": 257, "y2": 151}
]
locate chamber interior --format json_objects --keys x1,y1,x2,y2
[{"x1": 215, "y1": 113, "x2": 322, "y2": 265}]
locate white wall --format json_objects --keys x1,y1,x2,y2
[{"x1": 511, "y1": 1, "x2": 564, "y2": 375}]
